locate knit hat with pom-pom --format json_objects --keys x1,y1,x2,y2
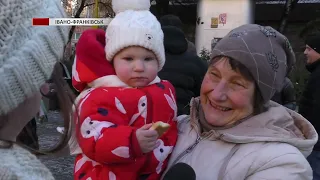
[{"x1": 105, "y1": 0, "x2": 165, "y2": 71}]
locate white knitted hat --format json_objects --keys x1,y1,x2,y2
[
  {"x1": 0, "y1": 0, "x2": 69, "y2": 115},
  {"x1": 105, "y1": 0, "x2": 165, "y2": 71}
]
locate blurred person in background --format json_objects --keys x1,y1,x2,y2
[
  {"x1": 159, "y1": 14, "x2": 197, "y2": 54},
  {"x1": 158, "y1": 14, "x2": 208, "y2": 115},
  {"x1": 299, "y1": 33, "x2": 320, "y2": 180}
]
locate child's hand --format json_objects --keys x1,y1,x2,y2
[{"x1": 136, "y1": 124, "x2": 160, "y2": 153}]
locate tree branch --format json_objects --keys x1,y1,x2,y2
[
  {"x1": 84, "y1": 1, "x2": 114, "y2": 17},
  {"x1": 278, "y1": 0, "x2": 299, "y2": 33},
  {"x1": 68, "y1": 0, "x2": 87, "y2": 43},
  {"x1": 85, "y1": 1, "x2": 112, "y2": 10}
]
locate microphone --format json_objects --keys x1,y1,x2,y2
[{"x1": 163, "y1": 163, "x2": 196, "y2": 180}]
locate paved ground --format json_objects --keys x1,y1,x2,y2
[{"x1": 37, "y1": 111, "x2": 74, "y2": 180}]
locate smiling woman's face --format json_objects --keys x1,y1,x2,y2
[{"x1": 200, "y1": 57, "x2": 255, "y2": 127}]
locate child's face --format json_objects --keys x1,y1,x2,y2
[{"x1": 113, "y1": 46, "x2": 158, "y2": 87}]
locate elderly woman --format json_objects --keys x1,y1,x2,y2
[{"x1": 164, "y1": 24, "x2": 318, "y2": 180}]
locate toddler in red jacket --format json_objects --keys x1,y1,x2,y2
[{"x1": 71, "y1": 0, "x2": 178, "y2": 179}]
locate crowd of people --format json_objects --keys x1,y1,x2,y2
[{"x1": 1, "y1": 0, "x2": 320, "y2": 179}]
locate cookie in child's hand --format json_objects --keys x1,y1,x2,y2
[{"x1": 149, "y1": 121, "x2": 170, "y2": 136}]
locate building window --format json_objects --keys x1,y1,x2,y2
[{"x1": 74, "y1": 33, "x2": 81, "y2": 40}]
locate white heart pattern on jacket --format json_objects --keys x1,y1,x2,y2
[
  {"x1": 129, "y1": 95, "x2": 147, "y2": 125},
  {"x1": 74, "y1": 154, "x2": 100, "y2": 173},
  {"x1": 111, "y1": 146, "x2": 130, "y2": 158},
  {"x1": 115, "y1": 97, "x2": 127, "y2": 114},
  {"x1": 164, "y1": 88, "x2": 177, "y2": 120}
]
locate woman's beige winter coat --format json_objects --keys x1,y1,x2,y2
[{"x1": 164, "y1": 98, "x2": 318, "y2": 180}]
